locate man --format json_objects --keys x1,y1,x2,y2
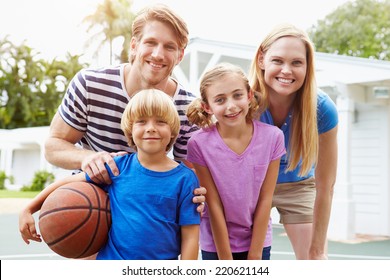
[{"x1": 44, "y1": 4, "x2": 206, "y2": 208}]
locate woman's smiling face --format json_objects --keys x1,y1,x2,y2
[{"x1": 260, "y1": 36, "x2": 307, "y2": 98}]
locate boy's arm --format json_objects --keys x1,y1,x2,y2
[
  {"x1": 180, "y1": 225, "x2": 200, "y2": 260},
  {"x1": 19, "y1": 172, "x2": 86, "y2": 244},
  {"x1": 248, "y1": 159, "x2": 280, "y2": 260},
  {"x1": 193, "y1": 163, "x2": 233, "y2": 260}
]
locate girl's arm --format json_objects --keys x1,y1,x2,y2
[
  {"x1": 311, "y1": 126, "x2": 338, "y2": 259},
  {"x1": 19, "y1": 172, "x2": 86, "y2": 244},
  {"x1": 248, "y1": 159, "x2": 281, "y2": 260},
  {"x1": 193, "y1": 163, "x2": 233, "y2": 260},
  {"x1": 180, "y1": 225, "x2": 200, "y2": 260}
]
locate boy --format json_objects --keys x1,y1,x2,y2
[{"x1": 19, "y1": 89, "x2": 200, "y2": 260}]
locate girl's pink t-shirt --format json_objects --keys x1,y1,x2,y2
[{"x1": 187, "y1": 120, "x2": 285, "y2": 252}]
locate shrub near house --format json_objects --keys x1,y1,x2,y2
[
  {"x1": 0, "y1": 171, "x2": 14, "y2": 190},
  {"x1": 21, "y1": 171, "x2": 54, "y2": 192}
]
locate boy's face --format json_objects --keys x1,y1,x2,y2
[
  {"x1": 132, "y1": 116, "x2": 173, "y2": 155},
  {"x1": 130, "y1": 20, "x2": 184, "y2": 88}
]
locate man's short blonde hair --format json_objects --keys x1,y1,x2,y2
[{"x1": 132, "y1": 4, "x2": 189, "y2": 49}]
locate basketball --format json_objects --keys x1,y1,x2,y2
[{"x1": 38, "y1": 182, "x2": 111, "y2": 258}]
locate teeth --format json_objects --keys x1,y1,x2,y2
[
  {"x1": 226, "y1": 112, "x2": 240, "y2": 117},
  {"x1": 277, "y1": 78, "x2": 293, "y2": 83},
  {"x1": 150, "y1": 62, "x2": 163, "y2": 68}
]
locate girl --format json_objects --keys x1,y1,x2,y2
[
  {"x1": 249, "y1": 24, "x2": 338, "y2": 259},
  {"x1": 19, "y1": 89, "x2": 200, "y2": 260},
  {"x1": 186, "y1": 63, "x2": 285, "y2": 260}
]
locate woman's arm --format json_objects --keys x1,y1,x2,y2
[
  {"x1": 193, "y1": 163, "x2": 233, "y2": 260},
  {"x1": 248, "y1": 159, "x2": 280, "y2": 260},
  {"x1": 311, "y1": 126, "x2": 338, "y2": 259},
  {"x1": 19, "y1": 172, "x2": 86, "y2": 244},
  {"x1": 180, "y1": 225, "x2": 200, "y2": 260}
]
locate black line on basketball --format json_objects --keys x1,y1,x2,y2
[
  {"x1": 77, "y1": 183, "x2": 102, "y2": 258},
  {"x1": 44, "y1": 186, "x2": 94, "y2": 248}
]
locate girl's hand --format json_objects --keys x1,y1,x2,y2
[
  {"x1": 19, "y1": 208, "x2": 42, "y2": 244},
  {"x1": 247, "y1": 249, "x2": 263, "y2": 260}
]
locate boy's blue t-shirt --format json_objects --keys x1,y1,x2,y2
[
  {"x1": 86, "y1": 153, "x2": 200, "y2": 260},
  {"x1": 260, "y1": 90, "x2": 338, "y2": 183}
]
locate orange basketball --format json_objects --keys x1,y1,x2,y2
[{"x1": 39, "y1": 182, "x2": 111, "y2": 258}]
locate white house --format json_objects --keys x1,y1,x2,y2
[
  {"x1": 0, "y1": 126, "x2": 69, "y2": 190},
  {"x1": 1, "y1": 38, "x2": 390, "y2": 240}
]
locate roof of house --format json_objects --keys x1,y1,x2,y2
[{"x1": 185, "y1": 37, "x2": 390, "y2": 88}]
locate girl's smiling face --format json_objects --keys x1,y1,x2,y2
[{"x1": 203, "y1": 73, "x2": 252, "y2": 128}]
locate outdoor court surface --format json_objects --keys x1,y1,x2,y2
[{"x1": 1, "y1": 210, "x2": 389, "y2": 260}]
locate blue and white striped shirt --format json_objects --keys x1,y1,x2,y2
[{"x1": 59, "y1": 64, "x2": 199, "y2": 159}]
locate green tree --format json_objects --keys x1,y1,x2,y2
[
  {"x1": 39, "y1": 54, "x2": 87, "y2": 126},
  {"x1": 21, "y1": 170, "x2": 55, "y2": 192},
  {"x1": 0, "y1": 37, "x2": 87, "y2": 128},
  {"x1": 83, "y1": 0, "x2": 135, "y2": 64},
  {"x1": 0, "y1": 37, "x2": 45, "y2": 128},
  {"x1": 308, "y1": 0, "x2": 390, "y2": 60}
]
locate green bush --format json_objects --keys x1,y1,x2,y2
[
  {"x1": 0, "y1": 171, "x2": 6, "y2": 190},
  {"x1": 21, "y1": 170, "x2": 55, "y2": 192},
  {"x1": 0, "y1": 170, "x2": 14, "y2": 190}
]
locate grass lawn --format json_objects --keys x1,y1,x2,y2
[{"x1": 0, "y1": 189, "x2": 39, "y2": 198}]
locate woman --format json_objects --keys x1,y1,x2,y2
[{"x1": 249, "y1": 24, "x2": 338, "y2": 259}]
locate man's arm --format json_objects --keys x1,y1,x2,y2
[
  {"x1": 45, "y1": 113, "x2": 119, "y2": 184},
  {"x1": 45, "y1": 113, "x2": 89, "y2": 169}
]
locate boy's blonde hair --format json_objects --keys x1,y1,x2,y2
[
  {"x1": 121, "y1": 89, "x2": 180, "y2": 152},
  {"x1": 187, "y1": 63, "x2": 259, "y2": 128},
  {"x1": 249, "y1": 24, "x2": 318, "y2": 176}
]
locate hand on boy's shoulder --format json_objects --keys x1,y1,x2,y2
[{"x1": 110, "y1": 151, "x2": 129, "y2": 158}]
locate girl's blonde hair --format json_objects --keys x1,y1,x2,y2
[
  {"x1": 121, "y1": 89, "x2": 180, "y2": 152},
  {"x1": 130, "y1": 4, "x2": 189, "y2": 63},
  {"x1": 249, "y1": 24, "x2": 318, "y2": 176},
  {"x1": 187, "y1": 63, "x2": 259, "y2": 128}
]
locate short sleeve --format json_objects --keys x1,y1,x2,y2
[
  {"x1": 317, "y1": 90, "x2": 339, "y2": 134},
  {"x1": 186, "y1": 132, "x2": 207, "y2": 167},
  {"x1": 58, "y1": 70, "x2": 88, "y2": 132},
  {"x1": 272, "y1": 128, "x2": 286, "y2": 161},
  {"x1": 178, "y1": 171, "x2": 201, "y2": 226}
]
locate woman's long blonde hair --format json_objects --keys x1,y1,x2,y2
[
  {"x1": 187, "y1": 63, "x2": 259, "y2": 128},
  {"x1": 249, "y1": 24, "x2": 318, "y2": 176}
]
